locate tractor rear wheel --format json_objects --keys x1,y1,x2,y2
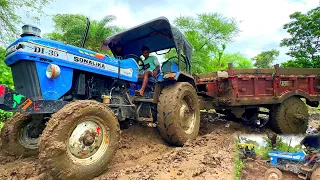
[
  {"x1": 264, "y1": 168, "x2": 283, "y2": 180},
  {"x1": 0, "y1": 113, "x2": 39, "y2": 157},
  {"x1": 270, "y1": 97, "x2": 309, "y2": 133},
  {"x1": 39, "y1": 100, "x2": 120, "y2": 180},
  {"x1": 157, "y1": 82, "x2": 200, "y2": 146},
  {"x1": 311, "y1": 167, "x2": 320, "y2": 180}
]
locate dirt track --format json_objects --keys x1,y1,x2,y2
[
  {"x1": 0, "y1": 113, "x2": 254, "y2": 180},
  {"x1": 0, "y1": 111, "x2": 319, "y2": 180},
  {"x1": 241, "y1": 159, "x2": 300, "y2": 180}
]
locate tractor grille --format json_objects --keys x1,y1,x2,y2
[{"x1": 11, "y1": 61, "x2": 42, "y2": 100}]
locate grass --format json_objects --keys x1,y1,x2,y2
[
  {"x1": 0, "y1": 121, "x2": 3, "y2": 131},
  {"x1": 234, "y1": 140, "x2": 244, "y2": 180}
]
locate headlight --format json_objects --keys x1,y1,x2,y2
[{"x1": 46, "y1": 64, "x2": 60, "y2": 79}]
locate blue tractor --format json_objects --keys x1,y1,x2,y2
[
  {"x1": 0, "y1": 17, "x2": 200, "y2": 179},
  {"x1": 264, "y1": 135, "x2": 320, "y2": 180}
]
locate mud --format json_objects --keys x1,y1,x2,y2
[
  {"x1": 0, "y1": 111, "x2": 318, "y2": 179},
  {"x1": 0, "y1": 152, "x2": 44, "y2": 180},
  {"x1": 308, "y1": 107, "x2": 320, "y2": 134},
  {"x1": 241, "y1": 160, "x2": 300, "y2": 180},
  {"x1": 94, "y1": 114, "x2": 238, "y2": 180}
]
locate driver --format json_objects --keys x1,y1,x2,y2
[
  {"x1": 303, "y1": 148, "x2": 320, "y2": 167},
  {"x1": 136, "y1": 46, "x2": 160, "y2": 96}
]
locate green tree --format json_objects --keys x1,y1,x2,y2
[
  {"x1": 0, "y1": 0, "x2": 54, "y2": 44},
  {"x1": 0, "y1": 47, "x2": 13, "y2": 89},
  {"x1": 169, "y1": 13, "x2": 239, "y2": 74},
  {"x1": 0, "y1": 47, "x2": 14, "y2": 123},
  {"x1": 222, "y1": 52, "x2": 253, "y2": 69},
  {"x1": 252, "y1": 49, "x2": 279, "y2": 68},
  {"x1": 280, "y1": 7, "x2": 320, "y2": 68},
  {"x1": 281, "y1": 58, "x2": 314, "y2": 68},
  {"x1": 45, "y1": 14, "x2": 121, "y2": 54}
]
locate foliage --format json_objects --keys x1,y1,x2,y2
[
  {"x1": 281, "y1": 58, "x2": 314, "y2": 68},
  {"x1": 210, "y1": 45, "x2": 254, "y2": 71},
  {"x1": 234, "y1": 138, "x2": 244, "y2": 180},
  {"x1": 280, "y1": 7, "x2": 320, "y2": 68},
  {"x1": 256, "y1": 136, "x2": 304, "y2": 160},
  {"x1": 0, "y1": 0, "x2": 54, "y2": 44},
  {"x1": 45, "y1": 14, "x2": 122, "y2": 55},
  {"x1": 0, "y1": 110, "x2": 13, "y2": 123},
  {"x1": 221, "y1": 52, "x2": 253, "y2": 69},
  {"x1": 0, "y1": 46, "x2": 14, "y2": 123},
  {"x1": 252, "y1": 49, "x2": 279, "y2": 68},
  {"x1": 169, "y1": 13, "x2": 240, "y2": 74},
  {"x1": 0, "y1": 121, "x2": 3, "y2": 130},
  {"x1": 0, "y1": 47, "x2": 13, "y2": 89}
]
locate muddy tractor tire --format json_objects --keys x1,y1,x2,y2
[
  {"x1": 270, "y1": 96, "x2": 309, "y2": 133},
  {"x1": 39, "y1": 100, "x2": 120, "y2": 180},
  {"x1": 311, "y1": 167, "x2": 320, "y2": 180},
  {"x1": 264, "y1": 168, "x2": 283, "y2": 180},
  {"x1": 157, "y1": 82, "x2": 200, "y2": 146},
  {"x1": 0, "y1": 113, "x2": 39, "y2": 157}
]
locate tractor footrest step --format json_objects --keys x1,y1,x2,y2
[
  {"x1": 298, "y1": 173, "x2": 307, "y2": 180},
  {"x1": 300, "y1": 166, "x2": 313, "y2": 172}
]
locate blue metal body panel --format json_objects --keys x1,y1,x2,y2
[
  {"x1": 35, "y1": 62, "x2": 73, "y2": 100},
  {"x1": 268, "y1": 151, "x2": 306, "y2": 165},
  {"x1": 4, "y1": 36, "x2": 140, "y2": 100},
  {"x1": 157, "y1": 61, "x2": 180, "y2": 82}
]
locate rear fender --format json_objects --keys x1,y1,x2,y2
[{"x1": 153, "y1": 72, "x2": 197, "y2": 103}]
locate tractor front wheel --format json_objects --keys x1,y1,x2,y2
[
  {"x1": 157, "y1": 82, "x2": 200, "y2": 146},
  {"x1": 0, "y1": 113, "x2": 40, "y2": 157},
  {"x1": 39, "y1": 100, "x2": 120, "y2": 180},
  {"x1": 264, "y1": 168, "x2": 283, "y2": 180}
]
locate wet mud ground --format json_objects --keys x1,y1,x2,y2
[
  {"x1": 241, "y1": 159, "x2": 300, "y2": 180},
  {"x1": 0, "y1": 110, "x2": 319, "y2": 180}
]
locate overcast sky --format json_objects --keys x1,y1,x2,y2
[{"x1": 23, "y1": 0, "x2": 318, "y2": 64}]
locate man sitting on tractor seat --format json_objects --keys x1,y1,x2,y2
[
  {"x1": 303, "y1": 148, "x2": 320, "y2": 167},
  {"x1": 136, "y1": 46, "x2": 160, "y2": 96}
]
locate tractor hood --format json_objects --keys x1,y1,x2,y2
[
  {"x1": 4, "y1": 36, "x2": 139, "y2": 83},
  {"x1": 268, "y1": 151, "x2": 306, "y2": 162}
]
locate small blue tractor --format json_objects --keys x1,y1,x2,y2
[
  {"x1": 0, "y1": 17, "x2": 200, "y2": 179},
  {"x1": 264, "y1": 135, "x2": 320, "y2": 180}
]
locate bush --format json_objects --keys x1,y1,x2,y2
[
  {"x1": 234, "y1": 139, "x2": 244, "y2": 180},
  {"x1": 0, "y1": 121, "x2": 3, "y2": 130},
  {"x1": 0, "y1": 46, "x2": 14, "y2": 126},
  {"x1": 0, "y1": 109, "x2": 13, "y2": 127}
]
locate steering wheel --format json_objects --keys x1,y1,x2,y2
[
  {"x1": 167, "y1": 56, "x2": 178, "y2": 62},
  {"x1": 124, "y1": 54, "x2": 146, "y2": 71}
]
